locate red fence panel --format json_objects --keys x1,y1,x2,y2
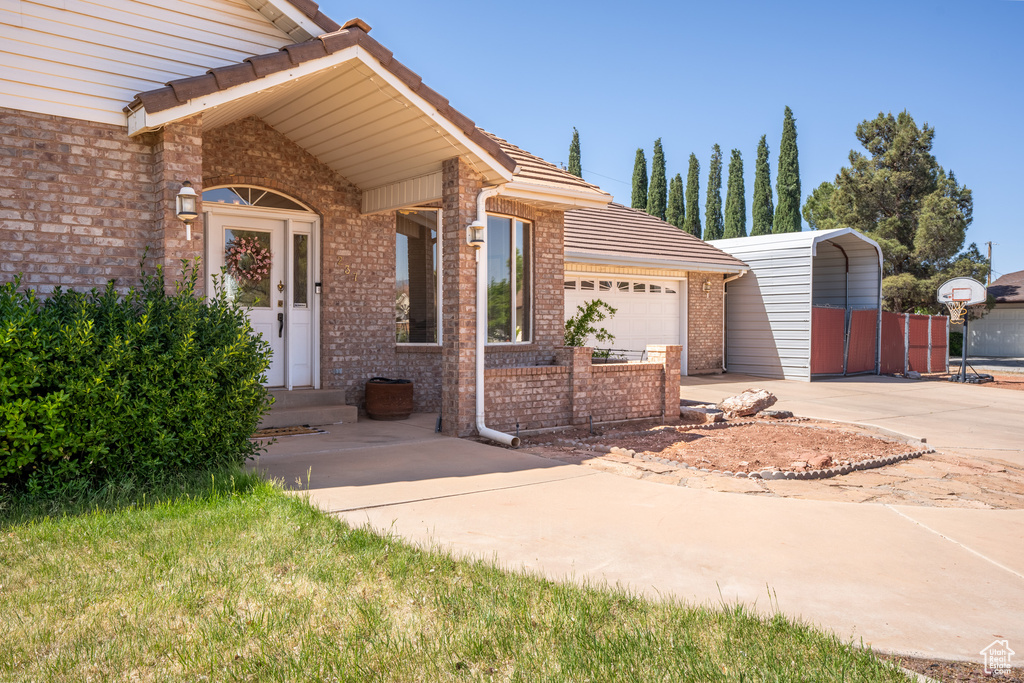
[
  {"x1": 907, "y1": 314, "x2": 930, "y2": 373},
  {"x1": 847, "y1": 309, "x2": 877, "y2": 374},
  {"x1": 880, "y1": 312, "x2": 906, "y2": 375},
  {"x1": 929, "y1": 316, "x2": 948, "y2": 373},
  {"x1": 811, "y1": 307, "x2": 846, "y2": 375}
]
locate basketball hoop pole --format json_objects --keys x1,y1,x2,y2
[{"x1": 960, "y1": 311, "x2": 968, "y2": 383}]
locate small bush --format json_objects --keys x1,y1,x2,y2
[
  {"x1": 0, "y1": 263, "x2": 272, "y2": 496},
  {"x1": 564, "y1": 299, "x2": 617, "y2": 348}
]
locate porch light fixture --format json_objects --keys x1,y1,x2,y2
[
  {"x1": 702, "y1": 280, "x2": 712, "y2": 296},
  {"x1": 176, "y1": 180, "x2": 198, "y2": 241},
  {"x1": 466, "y1": 219, "x2": 485, "y2": 249}
]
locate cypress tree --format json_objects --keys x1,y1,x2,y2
[
  {"x1": 774, "y1": 106, "x2": 802, "y2": 233},
  {"x1": 723, "y1": 149, "x2": 746, "y2": 238},
  {"x1": 568, "y1": 127, "x2": 582, "y2": 178},
  {"x1": 683, "y1": 154, "x2": 701, "y2": 238},
  {"x1": 647, "y1": 138, "x2": 667, "y2": 220},
  {"x1": 751, "y1": 135, "x2": 774, "y2": 235},
  {"x1": 631, "y1": 148, "x2": 648, "y2": 209},
  {"x1": 704, "y1": 144, "x2": 724, "y2": 241},
  {"x1": 666, "y1": 173, "x2": 684, "y2": 228}
]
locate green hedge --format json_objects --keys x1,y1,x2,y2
[
  {"x1": 949, "y1": 331, "x2": 963, "y2": 357},
  {"x1": 0, "y1": 264, "x2": 272, "y2": 496}
]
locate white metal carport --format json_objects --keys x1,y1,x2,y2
[{"x1": 709, "y1": 228, "x2": 883, "y2": 381}]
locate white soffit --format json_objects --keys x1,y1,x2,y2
[{"x1": 128, "y1": 46, "x2": 513, "y2": 191}]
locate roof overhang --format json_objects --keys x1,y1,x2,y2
[
  {"x1": 127, "y1": 44, "x2": 515, "y2": 200},
  {"x1": 566, "y1": 250, "x2": 748, "y2": 274},
  {"x1": 500, "y1": 180, "x2": 611, "y2": 212},
  {"x1": 810, "y1": 228, "x2": 884, "y2": 271}
]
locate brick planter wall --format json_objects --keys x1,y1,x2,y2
[{"x1": 483, "y1": 345, "x2": 682, "y2": 433}]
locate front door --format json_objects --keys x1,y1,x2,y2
[{"x1": 207, "y1": 209, "x2": 318, "y2": 388}]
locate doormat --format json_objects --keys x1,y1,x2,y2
[{"x1": 252, "y1": 425, "x2": 327, "y2": 439}]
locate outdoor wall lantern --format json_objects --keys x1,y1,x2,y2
[
  {"x1": 176, "y1": 180, "x2": 198, "y2": 241},
  {"x1": 702, "y1": 279, "x2": 712, "y2": 294},
  {"x1": 466, "y1": 220, "x2": 486, "y2": 249}
]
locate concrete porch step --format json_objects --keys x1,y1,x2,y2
[{"x1": 260, "y1": 389, "x2": 358, "y2": 429}]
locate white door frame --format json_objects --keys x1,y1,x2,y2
[{"x1": 204, "y1": 204, "x2": 321, "y2": 390}]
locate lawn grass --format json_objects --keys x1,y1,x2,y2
[{"x1": 0, "y1": 471, "x2": 910, "y2": 682}]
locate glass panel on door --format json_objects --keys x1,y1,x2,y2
[
  {"x1": 224, "y1": 229, "x2": 272, "y2": 307},
  {"x1": 293, "y1": 233, "x2": 308, "y2": 308}
]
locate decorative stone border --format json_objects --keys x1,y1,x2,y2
[{"x1": 551, "y1": 419, "x2": 935, "y2": 481}]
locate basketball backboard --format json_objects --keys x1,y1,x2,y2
[{"x1": 936, "y1": 277, "x2": 987, "y2": 305}]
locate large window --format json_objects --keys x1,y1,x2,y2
[
  {"x1": 395, "y1": 209, "x2": 440, "y2": 343},
  {"x1": 486, "y1": 215, "x2": 532, "y2": 343}
]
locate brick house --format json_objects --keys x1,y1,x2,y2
[
  {"x1": 564, "y1": 203, "x2": 748, "y2": 375},
  {"x1": 1, "y1": 0, "x2": 692, "y2": 442}
]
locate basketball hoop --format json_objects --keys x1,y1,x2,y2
[{"x1": 944, "y1": 299, "x2": 966, "y2": 324}]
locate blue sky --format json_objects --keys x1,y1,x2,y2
[{"x1": 321, "y1": 0, "x2": 1024, "y2": 279}]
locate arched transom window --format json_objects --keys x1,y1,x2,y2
[{"x1": 202, "y1": 186, "x2": 307, "y2": 211}]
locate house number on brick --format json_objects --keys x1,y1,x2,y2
[{"x1": 336, "y1": 258, "x2": 358, "y2": 281}]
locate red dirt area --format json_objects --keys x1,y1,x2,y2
[
  {"x1": 924, "y1": 372, "x2": 1024, "y2": 391},
  {"x1": 601, "y1": 423, "x2": 914, "y2": 474}
]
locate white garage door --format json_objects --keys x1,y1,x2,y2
[
  {"x1": 564, "y1": 276, "x2": 682, "y2": 353},
  {"x1": 968, "y1": 306, "x2": 1024, "y2": 357}
]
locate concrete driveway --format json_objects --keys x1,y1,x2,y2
[
  {"x1": 683, "y1": 373, "x2": 1024, "y2": 468},
  {"x1": 255, "y1": 395, "x2": 1024, "y2": 665}
]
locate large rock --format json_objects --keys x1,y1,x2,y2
[{"x1": 717, "y1": 389, "x2": 778, "y2": 417}]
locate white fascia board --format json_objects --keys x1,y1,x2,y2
[
  {"x1": 565, "y1": 250, "x2": 747, "y2": 274},
  {"x1": 500, "y1": 180, "x2": 611, "y2": 211},
  {"x1": 254, "y1": 0, "x2": 321, "y2": 41}
]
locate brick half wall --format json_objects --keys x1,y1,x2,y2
[{"x1": 483, "y1": 345, "x2": 681, "y2": 433}]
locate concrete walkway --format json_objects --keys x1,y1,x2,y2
[
  {"x1": 255, "y1": 402, "x2": 1024, "y2": 664},
  {"x1": 683, "y1": 373, "x2": 1024, "y2": 468}
]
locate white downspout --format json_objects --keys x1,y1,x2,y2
[
  {"x1": 721, "y1": 270, "x2": 748, "y2": 372},
  {"x1": 470, "y1": 186, "x2": 521, "y2": 447}
]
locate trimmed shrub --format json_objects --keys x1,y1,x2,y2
[{"x1": 0, "y1": 263, "x2": 272, "y2": 495}]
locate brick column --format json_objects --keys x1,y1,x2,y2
[
  {"x1": 151, "y1": 115, "x2": 204, "y2": 293},
  {"x1": 648, "y1": 344, "x2": 682, "y2": 420},
  {"x1": 440, "y1": 157, "x2": 483, "y2": 436},
  {"x1": 559, "y1": 345, "x2": 594, "y2": 426}
]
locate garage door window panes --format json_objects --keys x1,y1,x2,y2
[{"x1": 486, "y1": 215, "x2": 532, "y2": 343}]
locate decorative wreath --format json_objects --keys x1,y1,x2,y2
[{"x1": 225, "y1": 236, "x2": 272, "y2": 283}]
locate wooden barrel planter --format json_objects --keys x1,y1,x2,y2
[{"x1": 365, "y1": 377, "x2": 414, "y2": 421}]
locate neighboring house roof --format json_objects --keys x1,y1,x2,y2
[
  {"x1": 564, "y1": 203, "x2": 747, "y2": 273},
  {"x1": 989, "y1": 270, "x2": 1024, "y2": 303}
]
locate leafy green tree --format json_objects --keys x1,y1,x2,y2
[
  {"x1": 666, "y1": 173, "x2": 684, "y2": 228},
  {"x1": 802, "y1": 181, "x2": 838, "y2": 230},
  {"x1": 647, "y1": 138, "x2": 667, "y2": 220},
  {"x1": 683, "y1": 154, "x2": 701, "y2": 238},
  {"x1": 631, "y1": 148, "x2": 648, "y2": 209},
  {"x1": 773, "y1": 106, "x2": 802, "y2": 233},
  {"x1": 564, "y1": 299, "x2": 617, "y2": 347},
  {"x1": 704, "y1": 144, "x2": 724, "y2": 241},
  {"x1": 826, "y1": 110, "x2": 984, "y2": 311},
  {"x1": 723, "y1": 149, "x2": 746, "y2": 238},
  {"x1": 751, "y1": 135, "x2": 774, "y2": 235},
  {"x1": 568, "y1": 127, "x2": 582, "y2": 178}
]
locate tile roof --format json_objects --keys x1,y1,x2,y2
[
  {"x1": 565, "y1": 203, "x2": 748, "y2": 271},
  {"x1": 484, "y1": 132, "x2": 609, "y2": 198},
  {"x1": 127, "y1": 20, "x2": 517, "y2": 174},
  {"x1": 989, "y1": 270, "x2": 1024, "y2": 303}
]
